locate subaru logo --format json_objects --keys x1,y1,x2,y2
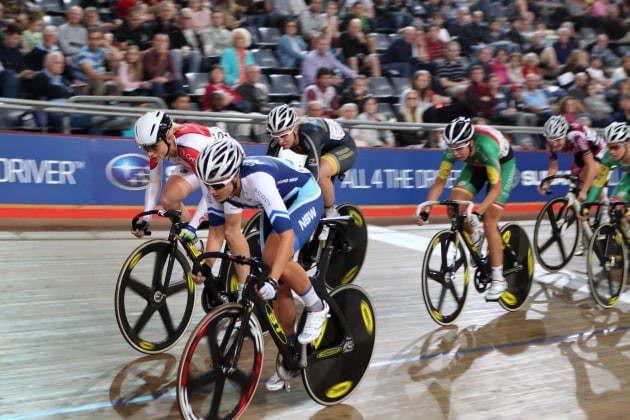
[{"x1": 106, "y1": 153, "x2": 150, "y2": 190}]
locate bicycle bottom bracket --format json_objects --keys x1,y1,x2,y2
[{"x1": 474, "y1": 268, "x2": 490, "y2": 293}]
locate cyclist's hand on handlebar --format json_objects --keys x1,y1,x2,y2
[
  {"x1": 131, "y1": 220, "x2": 150, "y2": 238},
  {"x1": 415, "y1": 210, "x2": 430, "y2": 226},
  {"x1": 538, "y1": 182, "x2": 550, "y2": 195},
  {"x1": 577, "y1": 191, "x2": 587, "y2": 203},
  {"x1": 258, "y1": 277, "x2": 278, "y2": 300},
  {"x1": 191, "y1": 269, "x2": 206, "y2": 285}
]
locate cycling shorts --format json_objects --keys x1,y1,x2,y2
[
  {"x1": 321, "y1": 134, "x2": 357, "y2": 177},
  {"x1": 453, "y1": 156, "x2": 517, "y2": 208},
  {"x1": 612, "y1": 174, "x2": 630, "y2": 203}
]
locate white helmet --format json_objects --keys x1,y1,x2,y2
[
  {"x1": 196, "y1": 138, "x2": 244, "y2": 185},
  {"x1": 134, "y1": 111, "x2": 172, "y2": 147},
  {"x1": 603, "y1": 122, "x2": 629, "y2": 145},
  {"x1": 442, "y1": 117, "x2": 474, "y2": 145},
  {"x1": 267, "y1": 104, "x2": 297, "y2": 134},
  {"x1": 543, "y1": 115, "x2": 569, "y2": 139}
]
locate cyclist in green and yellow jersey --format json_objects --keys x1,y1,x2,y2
[
  {"x1": 415, "y1": 117, "x2": 517, "y2": 301},
  {"x1": 584, "y1": 122, "x2": 630, "y2": 217}
]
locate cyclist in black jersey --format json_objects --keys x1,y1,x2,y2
[{"x1": 266, "y1": 104, "x2": 358, "y2": 217}]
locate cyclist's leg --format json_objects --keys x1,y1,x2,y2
[
  {"x1": 223, "y1": 204, "x2": 250, "y2": 285},
  {"x1": 161, "y1": 166, "x2": 196, "y2": 223},
  {"x1": 449, "y1": 164, "x2": 481, "y2": 237}
]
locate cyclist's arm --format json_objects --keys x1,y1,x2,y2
[
  {"x1": 419, "y1": 159, "x2": 451, "y2": 219},
  {"x1": 143, "y1": 160, "x2": 164, "y2": 220},
  {"x1": 580, "y1": 152, "x2": 599, "y2": 201},
  {"x1": 586, "y1": 164, "x2": 610, "y2": 203},
  {"x1": 266, "y1": 141, "x2": 280, "y2": 157}
]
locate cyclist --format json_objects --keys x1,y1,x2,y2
[
  {"x1": 415, "y1": 117, "x2": 517, "y2": 301},
  {"x1": 265, "y1": 104, "x2": 357, "y2": 218},
  {"x1": 584, "y1": 122, "x2": 630, "y2": 218},
  {"x1": 132, "y1": 110, "x2": 250, "y2": 283},
  {"x1": 538, "y1": 115, "x2": 605, "y2": 202},
  {"x1": 194, "y1": 138, "x2": 329, "y2": 391}
]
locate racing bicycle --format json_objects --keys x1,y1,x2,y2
[
  {"x1": 115, "y1": 209, "x2": 261, "y2": 354},
  {"x1": 177, "y1": 215, "x2": 376, "y2": 419},
  {"x1": 533, "y1": 174, "x2": 607, "y2": 272},
  {"x1": 416, "y1": 200, "x2": 534, "y2": 326},
  {"x1": 241, "y1": 202, "x2": 368, "y2": 288},
  {"x1": 587, "y1": 201, "x2": 629, "y2": 308}
]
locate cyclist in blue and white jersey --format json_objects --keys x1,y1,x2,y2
[{"x1": 194, "y1": 138, "x2": 329, "y2": 391}]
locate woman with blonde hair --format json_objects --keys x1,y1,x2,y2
[
  {"x1": 395, "y1": 88, "x2": 427, "y2": 147},
  {"x1": 119, "y1": 44, "x2": 153, "y2": 95},
  {"x1": 219, "y1": 27, "x2": 255, "y2": 86}
]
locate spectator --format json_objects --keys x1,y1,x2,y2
[
  {"x1": 507, "y1": 51, "x2": 525, "y2": 84},
  {"x1": 486, "y1": 18, "x2": 505, "y2": 45},
  {"x1": 601, "y1": 3, "x2": 629, "y2": 41},
  {"x1": 406, "y1": 69, "x2": 451, "y2": 124},
  {"x1": 300, "y1": 35, "x2": 356, "y2": 89},
  {"x1": 277, "y1": 18, "x2": 307, "y2": 68},
  {"x1": 83, "y1": 6, "x2": 114, "y2": 32},
  {"x1": 21, "y1": 51, "x2": 102, "y2": 133},
  {"x1": 118, "y1": 44, "x2": 153, "y2": 95},
  {"x1": 501, "y1": 83, "x2": 538, "y2": 144},
  {"x1": 21, "y1": 12, "x2": 43, "y2": 54},
  {"x1": 356, "y1": 95, "x2": 395, "y2": 147},
  {"x1": 612, "y1": 93, "x2": 630, "y2": 124},
  {"x1": 24, "y1": 26, "x2": 73, "y2": 82},
  {"x1": 72, "y1": 26, "x2": 121, "y2": 96},
  {"x1": 168, "y1": 90, "x2": 192, "y2": 111},
  {"x1": 464, "y1": 65, "x2": 495, "y2": 119},
  {"x1": 586, "y1": 54, "x2": 612, "y2": 90},
  {"x1": 540, "y1": 27, "x2": 579, "y2": 74},
  {"x1": 200, "y1": 64, "x2": 246, "y2": 111},
  {"x1": 380, "y1": 26, "x2": 417, "y2": 79},
  {"x1": 567, "y1": 72, "x2": 590, "y2": 101},
  {"x1": 59, "y1": 6, "x2": 88, "y2": 60},
  {"x1": 373, "y1": 0, "x2": 413, "y2": 33},
  {"x1": 200, "y1": 9, "x2": 232, "y2": 57},
  {"x1": 266, "y1": 0, "x2": 306, "y2": 28},
  {"x1": 142, "y1": 33, "x2": 185, "y2": 99},
  {"x1": 438, "y1": 40, "x2": 470, "y2": 99},
  {"x1": 558, "y1": 49, "x2": 590, "y2": 89},
  {"x1": 339, "y1": 1, "x2": 376, "y2": 33},
  {"x1": 220, "y1": 27, "x2": 255, "y2": 86},
  {"x1": 395, "y1": 88, "x2": 426, "y2": 147},
  {"x1": 175, "y1": 7, "x2": 203, "y2": 74},
  {"x1": 424, "y1": 23, "x2": 447, "y2": 64},
  {"x1": 306, "y1": 100, "x2": 325, "y2": 117},
  {"x1": 583, "y1": 82, "x2": 613, "y2": 126},
  {"x1": 339, "y1": 74, "x2": 369, "y2": 110},
  {"x1": 466, "y1": 10, "x2": 491, "y2": 48},
  {"x1": 337, "y1": 102, "x2": 361, "y2": 141},
  {"x1": 234, "y1": 64, "x2": 271, "y2": 113},
  {"x1": 467, "y1": 45, "x2": 493, "y2": 75},
  {"x1": 446, "y1": 6, "x2": 472, "y2": 55},
  {"x1": 489, "y1": 47, "x2": 510, "y2": 86},
  {"x1": 115, "y1": 6, "x2": 154, "y2": 52},
  {"x1": 236, "y1": 0, "x2": 269, "y2": 28},
  {"x1": 590, "y1": 34, "x2": 620, "y2": 70},
  {"x1": 611, "y1": 53, "x2": 630, "y2": 86},
  {"x1": 505, "y1": 16, "x2": 526, "y2": 48},
  {"x1": 298, "y1": 0, "x2": 325, "y2": 49},
  {"x1": 557, "y1": 95, "x2": 588, "y2": 124},
  {"x1": 521, "y1": 52, "x2": 542, "y2": 79},
  {"x1": 320, "y1": 1, "x2": 341, "y2": 45},
  {"x1": 522, "y1": 72, "x2": 555, "y2": 123},
  {"x1": 215, "y1": 0, "x2": 247, "y2": 29},
  {"x1": 339, "y1": 18, "x2": 380, "y2": 77},
  {"x1": 187, "y1": 0, "x2": 211, "y2": 33},
  {"x1": 525, "y1": 30, "x2": 547, "y2": 58},
  {"x1": 0, "y1": 23, "x2": 35, "y2": 97},
  {"x1": 302, "y1": 67, "x2": 340, "y2": 117}
]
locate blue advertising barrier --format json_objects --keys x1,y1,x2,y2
[{"x1": 0, "y1": 132, "x2": 612, "y2": 207}]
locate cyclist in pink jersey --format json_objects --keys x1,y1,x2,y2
[
  {"x1": 131, "y1": 110, "x2": 250, "y2": 282},
  {"x1": 539, "y1": 115, "x2": 605, "y2": 202}
]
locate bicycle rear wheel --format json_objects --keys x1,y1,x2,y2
[
  {"x1": 115, "y1": 239, "x2": 195, "y2": 354},
  {"x1": 242, "y1": 211, "x2": 261, "y2": 236},
  {"x1": 324, "y1": 203, "x2": 368, "y2": 288},
  {"x1": 301, "y1": 285, "x2": 375, "y2": 405},
  {"x1": 421, "y1": 230, "x2": 469, "y2": 325},
  {"x1": 533, "y1": 196, "x2": 579, "y2": 272},
  {"x1": 499, "y1": 223, "x2": 534, "y2": 311},
  {"x1": 177, "y1": 304, "x2": 264, "y2": 420},
  {"x1": 588, "y1": 224, "x2": 628, "y2": 308}
]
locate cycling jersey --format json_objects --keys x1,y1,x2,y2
[
  {"x1": 221, "y1": 156, "x2": 323, "y2": 251},
  {"x1": 144, "y1": 124, "x2": 238, "y2": 224},
  {"x1": 587, "y1": 149, "x2": 630, "y2": 203},
  {"x1": 547, "y1": 124, "x2": 606, "y2": 174},
  {"x1": 266, "y1": 117, "x2": 357, "y2": 180},
  {"x1": 437, "y1": 124, "x2": 516, "y2": 207}
]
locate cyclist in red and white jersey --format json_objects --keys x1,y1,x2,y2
[
  {"x1": 539, "y1": 115, "x2": 605, "y2": 202},
  {"x1": 131, "y1": 110, "x2": 250, "y2": 282}
]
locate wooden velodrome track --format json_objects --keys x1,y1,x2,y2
[{"x1": 3, "y1": 216, "x2": 630, "y2": 419}]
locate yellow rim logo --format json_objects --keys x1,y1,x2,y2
[
  {"x1": 325, "y1": 381, "x2": 353, "y2": 399},
  {"x1": 342, "y1": 266, "x2": 359, "y2": 284},
  {"x1": 464, "y1": 266, "x2": 469, "y2": 285},
  {"x1": 528, "y1": 248, "x2": 534, "y2": 276},
  {"x1": 311, "y1": 318, "x2": 328, "y2": 350},
  {"x1": 229, "y1": 274, "x2": 238, "y2": 293},
  {"x1": 129, "y1": 252, "x2": 142, "y2": 270},
  {"x1": 502, "y1": 229, "x2": 511, "y2": 245},
  {"x1": 360, "y1": 300, "x2": 374, "y2": 335},
  {"x1": 316, "y1": 347, "x2": 342, "y2": 359},
  {"x1": 609, "y1": 296, "x2": 619, "y2": 305},
  {"x1": 502, "y1": 291, "x2": 517, "y2": 306},
  {"x1": 186, "y1": 273, "x2": 194, "y2": 292},
  {"x1": 432, "y1": 309, "x2": 443, "y2": 321},
  {"x1": 139, "y1": 341, "x2": 155, "y2": 351},
  {"x1": 265, "y1": 304, "x2": 287, "y2": 344},
  {"x1": 348, "y1": 209, "x2": 365, "y2": 227}
]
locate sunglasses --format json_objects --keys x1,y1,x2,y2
[
  {"x1": 609, "y1": 144, "x2": 625, "y2": 151},
  {"x1": 206, "y1": 181, "x2": 228, "y2": 190},
  {"x1": 547, "y1": 136, "x2": 564, "y2": 143},
  {"x1": 271, "y1": 130, "x2": 293, "y2": 142},
  {"x1": 448, "y1": 141, "x2": 470, "y2": 152}
]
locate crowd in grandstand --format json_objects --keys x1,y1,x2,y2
[{"x1": 0, "y1": 0, "x2": 628, "y2": 148}]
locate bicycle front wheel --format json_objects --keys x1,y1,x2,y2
[
  {"x1": 533, "y1": 196, "x2": 579, "y2": 272},
  {"x1": 115, "y1": 239, "x2": 195, "y2": 354},
  {"x1": 302, "y1": 284, "x2": 376, "y2": 405},
  {"x1": 499, "y1": 223, "x2": 534, "y2": 311},
  {"x1": 421, "y1": 230, "x2": 469, "y2": 325},
  {"x1": 588, "y1": 224, "x2": 628, "y2": 308},
  {"x1": 177, "y1": 304, "x2": 264, "y2": 420}
]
